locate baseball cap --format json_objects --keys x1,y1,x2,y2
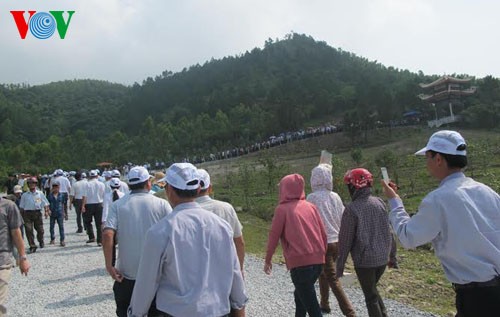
[
  {"x1": 54, "y1": 169, "x2": 64, "y2": 176},
  {"x1": 52, "y1": 180, "x2": 60, "y2": 186},
  {"x1": 111, "y1": 170, "x2": 121, "y2": 178},
  {"x1": 127, "y1": 166, "x2": 150, "y2": 185},
  {"x1": 162, "y1": 163, "x2": 199, "y2": 190},
  {"x1": 89, "y1": 170, "x2": 99, "y2": 177},
  {"x1": 81, "y1": 172, "x2": 87, "y2": 178},
  {"x1": 13, "y1": 185, "x2": 22, "y2": 194},
  {"x1": 110, "y1": 178, "x2": 121, "y2": 188},
  {"x1": 415, "y1": 130, "x2": 467, "y2": 156},
  {"x1": 102, "y1": 171, "x2": 112, "y2": 178},
  {"x1": 197, "y1": 169, "x2": 211, "y2": 190}
]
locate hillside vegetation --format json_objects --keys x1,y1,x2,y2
[{"x1": 1, "y1": 33, "x2": 500, "y2": 175}]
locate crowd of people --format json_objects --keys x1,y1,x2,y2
[{"x1": 0, "y1": 130, "x2": 499, "y2": 317}]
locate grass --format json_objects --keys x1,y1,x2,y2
[{"x1": 201, "y1": 126, "x2": 500, "y2": 317}]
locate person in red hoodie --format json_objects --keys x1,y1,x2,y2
[{"x1": 264, "y1": 173, "x2": 327, "y2": 317}]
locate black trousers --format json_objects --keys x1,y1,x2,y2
[
  {"x1": 21, "y1": 210, "x2": 44, "y2": 248},
  {"x1": 83, "y1": 203, "x2": 103, "y2": 243},
  {"x1": 355, "y1": 265, "x2": 387, "y2": 317},
  {"x1": 454, "y1": 281, "x2": 500, "y2": 317},
  {"x1": 72, "y1": 198, "x2": 84, "y2": 231},
  {"x1": 113, "y1": 278, "x2": 162, "y2": 317}
]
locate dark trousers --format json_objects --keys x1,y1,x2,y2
[
  {"x1": 61, "y1": 192, "x2": 69, "y2": 215},
  {"x1": 49, "y1": 215, "x2": 65, "y2": 242},
  {"x1": 290, "y1": 264, "x2": 323, "y2": 317},
  {"x1": 73, "y1": 199, "x2": 84, "y2": 231},
  {"x1": 454, "y1": 281, "x2": 500, "y2": 317},
  {"x1": 355, "y1": 265, "x2": 387, "y2": 317},
  {"x1": 83, "y1": 203, "x2": 103, "y2": 243},
  {"x1": 113, "y1": 278, "x2": 162, "y2": 317},
  {"x1": 320, "y1": 243, "x2": 356, "y2": 316},
  {"x1": 21, "y1": 210, "x2": 44, "y2": 248}
]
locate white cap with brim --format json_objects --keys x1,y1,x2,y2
[
  {"x1": 127, "y1": 166, "x2": 150, "y2": 185},
  {"x1": 110, "y1": 178, "x2": 121, "y2": 188},
  {"x1": 162, "y1": 163, "x2": 200, "y2": 190},
  {"x1": 415, "y1": 130, "x2": 467, "y2": 156},
  {"x1": 13, "y1": 185, "x2": 22, "y2": 194},
  {"x1": 89, "y1": 170, "x2": 99, "y2": 177},
  {"x1": 197, "y1": 169, "x2": 211, "y2": 190}
]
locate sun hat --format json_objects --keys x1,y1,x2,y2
[
  {"x1": 415, "y1": 130, "x2": 467, "y2": 156},
  {"x1": 161, "y1": 163, "x2": 200, "y2": 190},
  {"x1": 127, "y1": 166, "x2": 150, "y2": 185}
]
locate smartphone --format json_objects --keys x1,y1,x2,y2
[{"x1": 381, "y1": 167, "x2": 390, "y2": 184}]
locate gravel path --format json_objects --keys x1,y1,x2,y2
[{"x1": 9, "y1": 213, "x2": 437, "y2": 317}]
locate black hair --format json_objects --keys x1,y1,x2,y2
[
  {"x1": 129, "y1": 180, "x2": 148, "y2": 191},
  {"x1": 112, "y1": 190, "x2": 121, "y2": 202},
  {"x1": 75, "y1": 172, "x2": 81, "y2": 181},
  {"x1": 170, "y1": 185, "x2": 199, "y2": 198},
  {"x1": 428, "y1": 149, "x2": 467, "y2": 169}
]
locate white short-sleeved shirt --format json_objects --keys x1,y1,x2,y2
[
  {"x1": 196, "y1": 195, "x2": 243, "y2": 238},
  {"x1": 105, "y1": 191, "x2": 172, "y2": 279},
  {"x1": 83, "y1": 179, "x2": 105, "y2": 204}
]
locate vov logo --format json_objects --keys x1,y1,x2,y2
[{"x1": 10, "y1": 11, "x2": 75, "y2": 39}]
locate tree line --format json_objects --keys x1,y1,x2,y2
[{"x1": 1, "y1": 33, "x2": 499, "y2": 175}]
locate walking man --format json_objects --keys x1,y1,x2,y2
[
  {"x1": 0, "y1": 197, "x2": 30, "y2": 315},
  {"x1": 196, "y1": 169, "x2": 246, "y2": 272},
  {"x1": 381, "y1": 130, "x2": 500, "y2": 317},
  {"x1": 82, "y1": 170, "x2": 105, "y2": 246},
  {"x1": 47, "y1": 180, "x2": 67, "y2": 247},
  {"x1": 69, "y1": 172, "x2": 86, "y2": 233},
  {"x1": 129, "y1": 163, "x2": 247, "y2": 317},
  {"x1": 103, "y1": 166, "x2": 172, "y2": 317},
  {"x1": 19, "y1": 177, "x2": 49, "y2": 253}
]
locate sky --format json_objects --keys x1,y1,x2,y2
[{"x1": 0, "y1": 0, "x2": 499, "y2": 86}]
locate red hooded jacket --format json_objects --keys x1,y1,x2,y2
[{"x1": 265, "y1": 174, "x2": 327, "y2": 270}]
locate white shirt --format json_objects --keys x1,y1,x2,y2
[
  {"x1": 196, "y1": 195, "x2": 243, "y2": 238},
  {"x1": 53, "y1": 176, "x2": 71, "y2": 194},
  {"x1": 102, "y1": 190, "x2": 125, "y2": 223},
  {"x1": 105, "y1": 191, "x2": 171, "y2": 279},
  {"x1": 129, "y1": 202, "x2": 247, "y2": 317},
  {"x1": 70, "y1": 180, "x2": 87, "y2": 200},
  {"x1": 389, "y1": 172, "x2": 500, "y2": 284},
  {"x1": 83, "y1": 178, "x2": 105, "y2": 204}
]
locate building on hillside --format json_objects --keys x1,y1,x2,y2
[{"x1": 418, "y1": 76, "x2": 476, "y2": 128}]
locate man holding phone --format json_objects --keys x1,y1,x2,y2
[{"x1": 381, "y1": 130, "x2": 500, "y2": 317}]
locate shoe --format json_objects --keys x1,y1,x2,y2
[
  {"x1": 76, "y1": 229, "x2": 83, "y2": 233},
  {"x1": 29, "y1": 246, "x2": 37, "y2": 253},
  {"x1": 388, "y1": 260, "x2": 400, "y2": 269},
  {"x1": 86, "y1": 239, "x2": 95, "y2": 243},
  {"x1": 97, "y1": 243, "x2": 102, "y2": 247},
  {"x1": 320, "y1": 307, "x2": 331, "y2": 314},
  {"x1": 49, "y1": 240, "x2": 55, "y2": 245},
  {"x1": 60, "y1": 241, "x2": 66, "y2": 247},
  {"x1": 40, "y1": 242, "x2": 45, "y2": 248}
]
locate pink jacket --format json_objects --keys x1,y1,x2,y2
[{"x1": 265, "y1": 174, "x2": 327, "y2": 270}]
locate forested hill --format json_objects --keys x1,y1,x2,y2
[{"x1": 1, "y1": 33, "x2": 499, "y2": 173}]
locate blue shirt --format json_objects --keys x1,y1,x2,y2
[
  {"x1": 389, "y1": 172, "x2": 500, "y2": 284},
  {"x1": 129, "y1": 202, "x2": 247, "y2": 317},
  {"x1": 19, "y1": 190, "x2": 49, "y2": 211},
  {"x1": 48, "y1": 192, "x2": 65, "y2": 217}
]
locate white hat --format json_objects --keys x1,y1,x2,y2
[
  {"x1": 13, "y1": 185, "x2": 22, "y2": 194},
  {"x1": 89, "y1": 170, "x2": 99, "y2": 177},
  {"x1": 102, "y1": 171, "x2": 112, "y2": 178},
  {"x1": 162, "y1": 163, "x2": 199, "y2": 190},
  {"x1": 81, "y1": 172, "x2": 87, "y2": 178},
  {"x1": 110, "y1": 178, "x2": 121, "y2": 188},
  {"x1": 415, "y1": 130, "x2": 467, "y2": 156},
  {"x1": 69, "y1": 171, "x2": 76, "y2": 176},
  {"x1": 54, "y1": 169, "x2": 64, "y2": 176},
  {"x1": 197, "y1": 169, "x2": 211, "y2": 190},
  {"x1": 111, "y1": 170, "x2": 121, "y2": 177},
  {"x1": 127, "y1": 166, "x2": 150, "y2": 185},
  {"x1": 52, "y1": 180, "x2": 60, "y2": 186}
]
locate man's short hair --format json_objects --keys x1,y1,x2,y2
[
  {"x1": 429, "y1": 149, "x2": 468, "y2": 169},
  {"x1": 129, "y1": 180, "x2": 148, "y2": 190},
  {"x1": 169, "y1": 185, "x2": 199, "y2": 198}
]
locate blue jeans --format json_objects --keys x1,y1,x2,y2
[
  {"x1": 50, "y1": 215, "x2": 65, "y2": 242},
  {"x1": 290, "y1": 264, "x2": 323, "y2": 317}
]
